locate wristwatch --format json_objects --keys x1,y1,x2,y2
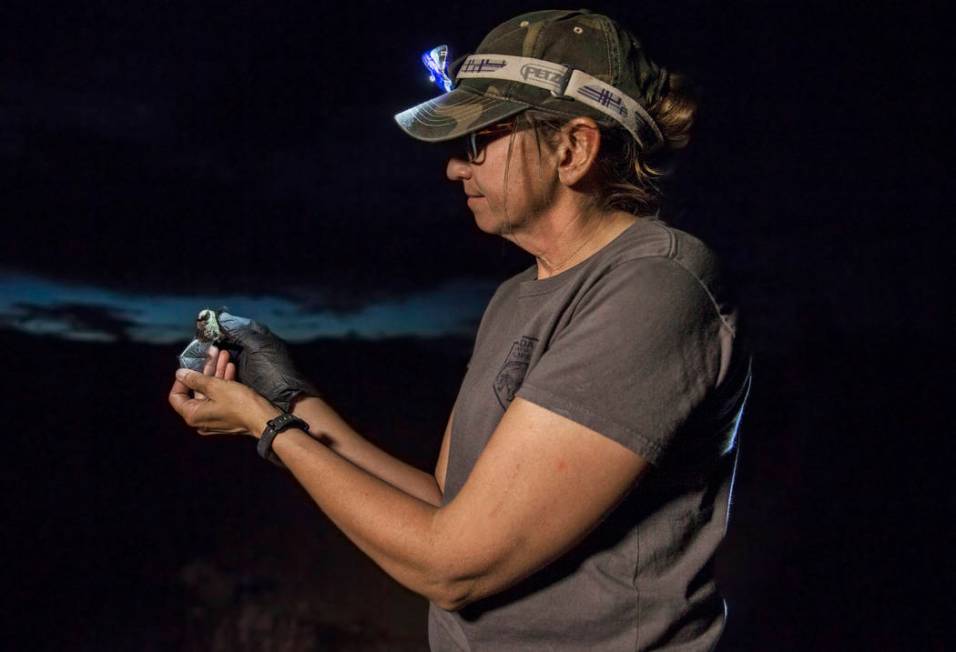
[{"x1": 257, "y1": 411, "x2": 310, "y2": 467}]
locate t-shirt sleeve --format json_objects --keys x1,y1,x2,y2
[{"x1": 515, "y1": 257, "x2": 724, "y2": 464}]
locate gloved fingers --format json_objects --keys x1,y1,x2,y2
[
  {"x1": 218, "y1": 311, "x2": 251, "y2": 330},
  {"x1": 217, "y1": 311, "x2": 253, "y2": 344},
  {"x1": 218, "y1": 311, "x2": 275, "y2": 348}
]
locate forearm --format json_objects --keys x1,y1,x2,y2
[
  {"x1": 292, "y1": 396, "x2": 443, "y2": 506},
  {"x1": 269, "y1": 427, "x2": 470, "y2": 608}
]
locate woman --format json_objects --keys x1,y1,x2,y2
[{"x1": 169, "y1": 9, "x2": 750, "y2": 651}]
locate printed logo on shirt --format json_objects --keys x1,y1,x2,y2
[{"x1": 493, "y1": 335, "x2": 538, "y2": 409}]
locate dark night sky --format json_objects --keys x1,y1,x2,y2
[
  {"x1": 1, "y1": 1, "x2": 943, "y2": 346},
  {"x1": 0, "y1": 1, "x2": 949, "y2": 650}
]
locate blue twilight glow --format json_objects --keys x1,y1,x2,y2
[
  {"x1": 0, "y1": 272, "x2": 497, "y2": 344},
  {"x1": 422, "y1": 45, "x2": 454, "y2": 93}
]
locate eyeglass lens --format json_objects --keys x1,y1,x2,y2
[{"x1": 466, "y1": 123, "x2": 515, "y2": 162}]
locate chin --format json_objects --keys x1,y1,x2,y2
[
  {"x1": 470, "y1": 203, "x2": 523, "y2": 238},
  {"x1": 469, "y1": 207, "x2": 498, "y2": 234}
]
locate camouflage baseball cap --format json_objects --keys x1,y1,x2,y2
[{"x1": 394, "y1": 9, "x2": 668, "y2": 149}]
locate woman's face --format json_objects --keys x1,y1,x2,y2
[{"x1": 446, "y1": 120, "x2": 562, "y2": 237}]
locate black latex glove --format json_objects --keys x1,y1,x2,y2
[{"x1": 216, "y1": 311, "x2": 319, "y2": 412}]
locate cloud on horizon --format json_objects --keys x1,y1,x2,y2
[{"x1": 0, "y1": 272, "x2": 496, "y2": 345}]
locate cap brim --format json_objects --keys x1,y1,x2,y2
[{"x1": 394, "y1": 87, "x2": 529, "y2": 142}]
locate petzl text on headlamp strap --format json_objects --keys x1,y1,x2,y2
[{"x1": 456, "y1": 54, "x2": 663, "y2": 149}]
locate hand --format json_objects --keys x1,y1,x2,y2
[
  {"x1": 168, "y1": 367, "x2": 280, "y2": 438},
  {"x1": 191, "y1": 344, "x2": 239, "y2": 433},
  {"x1": 199, "y1": 344, "x2": 237, "y2": 385},
  {"x1": 216, "y1": 311, "x2": 318, "y2": 412}
]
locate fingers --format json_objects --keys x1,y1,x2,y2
[
  {"x1": 169, "y1": 369, "x2": 254, "y2": 434},
  {"x1": 175, "y1": 368, "x2": 213, "y2": 396},
  {"x1": 218, "y1": 312, "x2": 252, "y2": 343},
  {"x1": 215, "y1": 348, "x2": 230, "y2": 378},
  {"x1": 218, "y1": 311, "x2": 251, "y2": 328},
  {"x1": 225, "y1": 361, "x2": 237, "y2": 381},
  {"x1": 168, "y1": 377, "x2": 195, "y2": 416},
  {"x1": 205, "y1": 345, "x2": 219, "y2": 373},
  {"x1": 169, "y1": 375, "x2": 215, "y2": 428},
  {"x1": 196, "y1": 345, "x2": 219, "y2": 400},
  {"x1": 219, "y1": 311, "x2": 272, "y2": 342}
]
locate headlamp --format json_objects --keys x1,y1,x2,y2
[
  {"x1": 411, "y1": 44, "x2": 662, "y2": 149},
  {"x1": 421, "y1": 44, "x2": 455, "y2": 93}
]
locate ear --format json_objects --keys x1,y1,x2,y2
[{"x1": 556, "y1": 117, "x2": 601, "y2": 187}]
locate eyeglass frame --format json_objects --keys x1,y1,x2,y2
[
  {"x1": 464, "y1": 121, "x2": 520, "y2": 162},
  {"x1": 447, "y1": 111, "x2": 565, "y2": 163}
]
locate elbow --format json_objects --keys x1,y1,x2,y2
[
  {"x1": 422, "y1": 552, "x2": 489, "y2": 611},
  {"x1": 431, "y1": 594, "x2": 465, "y2": 612},
  {"x1": 423, "y1": 515, "x2": 519, "y2": 611},
  {"x1": 429, "y1": 577, "x2": 478, "y2": 612},
  {"x1": 426, "y1": 552, "x2": 512, "y2": 611}
]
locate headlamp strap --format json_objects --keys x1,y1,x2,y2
[{"x1": 456, "y1": 54, "x2": 663, "y2": 149}]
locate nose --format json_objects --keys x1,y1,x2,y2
[{"x1": 446, "y1": 156, "x2": 472, "y2": 182}]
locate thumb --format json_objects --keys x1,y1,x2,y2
[
  {"x1": 176, "y1": 368, "x2": 213, "y2": 393},
  {"x1": 218, "y1": 311, "x2": 257, "y2": 345},
  {"x1": 218, "y1": 311, "x2": 251, "y2": 331},
  {"x1": 219, "y1": 311, "x2": 272, "y2": 347}
]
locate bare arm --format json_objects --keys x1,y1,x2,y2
[
  {"x1": 207, "y1": 348, "x2": 451, "y2": 507},
  {"x1": 182, "y1": 353, "x2": 646, "y2": 611},
  {"x1": 265, "y1": 396, "x2": 648, "y2": 610},
  {"x1": 292, "y1": 396, "x2": 448, "y2": 507}
]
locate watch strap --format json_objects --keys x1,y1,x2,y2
[{"x1": 257, "y1": 411, "x2": 310, "y2": 467}]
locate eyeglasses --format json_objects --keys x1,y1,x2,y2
[{"x1": 462, "y1": 120, "x2": 520, "y2": 162}]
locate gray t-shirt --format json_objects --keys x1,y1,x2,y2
[{"x1": 429, "y1": 217, "x2": 751, "y2": 651}]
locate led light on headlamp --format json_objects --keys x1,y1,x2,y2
[{"x1": 421, "y1": 44, "x2": 454, "y2": 92}]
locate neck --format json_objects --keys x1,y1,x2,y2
[{"x1": 523, "y1": 207, "x2": 636, "y2": 279}]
